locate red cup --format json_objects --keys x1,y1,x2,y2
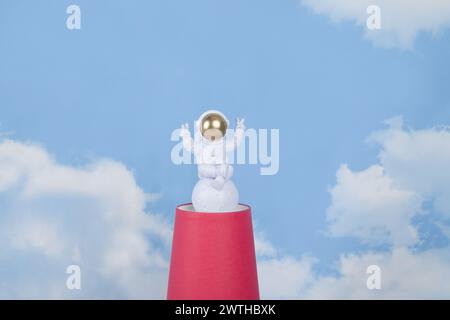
[{"x1": 167, "y1": 203, "x2": 260, "y2": 300}]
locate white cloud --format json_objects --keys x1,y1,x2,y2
[
  {"x1": 301, "y1": 0, "x2": 450, "y2": 48},
  {"x1": 255, "y1": 232, "x2": 317, "y2": 299},
  {"x1": 0, "y1": 140, "x2": 171, "y2": 299},
  {"x1": 327, "y1": 164, "x2": 421, "y2": 246},
  {"x1": 306, "y1": 248, "x2": 450, "y2": 299},
  {"x1": 254, "y1": 230, "x2": 278, "y2": 259},
  {"x1": 258, "y1": 118, "x2": 450, "y2": 299},
  {"x1": 327, "y1": 117, "x2": 450, "y2": 247},
  {"x1": 370, "y1": 117, "x2": 450, "y2": 216},
  {"x1": 258, "y1": 256, "x2": 317, "y2": 299},
  {"x1": 259, "y1": 246, "x2": 450, "y2": 299}
]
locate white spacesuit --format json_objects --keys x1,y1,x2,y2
[{"x1": 180, "y1": 110, "x2": 245, "y2": 212}]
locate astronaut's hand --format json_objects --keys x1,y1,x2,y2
[
  {"x1": 180, "y1": 123, "x2": 190, "y2": 138},
  {"x1": 236, "y1": 118, "x2": 245, "y2": 131}
]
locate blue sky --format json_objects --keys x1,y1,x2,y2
[{"x1": 1, "y1": 0, "x2": 450, "y2": 298}]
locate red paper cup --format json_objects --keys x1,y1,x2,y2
[{"x1": 167, "y1": 203, "x2": 260, "y2": 300}]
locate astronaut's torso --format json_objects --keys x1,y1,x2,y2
[{"x1": 194, "y1": 139, "x2": 228, "y2": 165}]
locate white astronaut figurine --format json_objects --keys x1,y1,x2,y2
[{"x1": 180, "y1": 110, "x2": 245, "y2": 212}]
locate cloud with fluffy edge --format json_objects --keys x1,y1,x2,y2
[
  {"x1": 0, "y1": 140, "x2": 171, "y2": 298},
  {"x1": 257, "y1": 117, "x2": 450, "y2": 299},
  {"x1": 301, "y1": 0, "x2": 450, "y2": 48}
]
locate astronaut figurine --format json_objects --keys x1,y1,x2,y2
[{"x1": 180, "y1": 110, "x2": 245, "y2": 212}]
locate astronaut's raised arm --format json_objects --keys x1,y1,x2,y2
[
  {"x1": 180, "y1": 123, "x2": 194, "y2": 153},
  {"x1": 226, "y1": 118, "x2": 245, "y2": 152}
]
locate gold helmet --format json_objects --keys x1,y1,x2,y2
[{"x1": 199, "y1": 110, "x2": 228, "y2": 142}]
